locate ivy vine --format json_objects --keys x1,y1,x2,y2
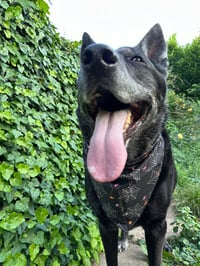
[{"x1": 0, "y1": 0, "x2": 102, "y2": 265}]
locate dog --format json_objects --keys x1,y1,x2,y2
[{"x1": 77, "y1": 24, "x2": 176, "y2": 266}]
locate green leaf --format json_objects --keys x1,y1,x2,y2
[
  {"x1": 39, "y1": 190, "x2": 52, "y2": 205},
  {"x1": 4, "y1": 30, "x2": 11, "y2": 39},
  {"x1": 32, "y1": 231, "x2": 44, "y2": 245},
  {"x1": 0, "y1": 162, "x2": 14, "y2": 181},
  {"x1": 0, "y1": 212, "x2": 25, "y2": 232},
  {"x1": 10, "y1": 172, "x2": 22, "y2": 187},
  {"x1": 4, "y1": 253, "x2": 27, "y2": 266},
  {"x1": 16, "y1": 163, "x2": 30, "y2": 175},
  {"x1": 0, "y1": 110, "x2": 14, "y2": 122},
  {"x1": 20, "y1": 230, "x2": 45, "y2": 245},
  {"x1": 55, "y1": 191, "x2": 64, "y2": 202},
  {"x1": 91, "y1": 238, "x2": 98, "y2": 249},
  {"x1": 15, "y1": 197, "x2": 29, "y2": 212},
  {"x1": 17, "y1": 65, "x2": 24, "y2": 73},
  {"x1": 18, "y1": 0, "x2": 36, "y2": 9},
  {"x1": 34, "y1": 254, "x2": 48, "y2": 266},
  {"x1": 30, "y1": 188, "x2": 40, "y2": 201},
  {"x1": 0, "y1": 177, "x2": 11, "y2": 192},
  {"x1": 10, "y1": 129, "x2": 23, "y2": 138},
  {"x1": 68, "y1": 261, "x2": 78, "y2": 266},
  {"x1": 50, "y1": 215, "x2": 60, "y2": 226},
  {"x1": 36, "y1": 0, "x2": 49, "y2": 14},
  {"x1": 71, "y1": 228, "x2": 82, "y2": 241},
  {"x1": 27, "y1": 220, "x2": 37, "y2": 229},
  {"x1": 52, "y1": 260, "x2": 61, "y2": 266},
  {"x1": 25, "y1": 27, "x2": 36, "y2": 39},
  {"x1": 0, "y1": 146, "x2": 7, "y2": 155},
  {"x1": 29, "y1": 166, "x2": 41, "y2": 177},
  {"x1": 0, "y1": 247, "x2": 9, "y2": 263},
  {"x1": 29, "y1": 243, "x2": 40, "y2": 261},
  {"x1": 35, "y1": 207, "x2": 49, "y2": 224},
  {"x1": 0, "y1": 47, "x2": 9, "y2": 57},
  {"x1": 0, "y1": 1, "x2": 9, "y2": 9},
  {"x1": 88, "y1": 223, "x2": 99, "y2": 238},
  {"x1": 5, "y1": 6, "x2": 22, "y2": 21},
  {"x1": 58, "y1": 242, "x2": 69, "y2": 255}
]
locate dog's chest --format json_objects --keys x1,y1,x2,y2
[{"x1": 91, "y1": 136, "x2": 164, "y2": 232}]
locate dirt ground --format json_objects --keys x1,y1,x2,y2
[{"x1": 93, "y1": 204, "x2": 175, "y2": 266}]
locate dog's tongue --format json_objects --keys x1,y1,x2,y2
[{"x1": 87, "y1": 109, "x2": 128, "y2": 183}]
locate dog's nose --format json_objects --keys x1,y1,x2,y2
[{"x1": 82, "y1": 44, "x2": 118, "y2": 67}]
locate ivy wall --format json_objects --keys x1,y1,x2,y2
[{"x1": 0, "y1": 1, "x2": 102, "y2": 265}]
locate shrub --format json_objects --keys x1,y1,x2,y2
[
  {"x1": 163, "y1": 91, "x2": 200, "y2": 265},
  {"x1": 164, "y1": 207, "x2": 200, "y2": 265},
  {"x1": 0, "y1": 0, "x2": 102, "y2": 265},
  {"x1": 167, "y1": 90, "x2": 200, "y2": 216},
  {"x1": 167, "y1": 90, "x2": 200, "y2": 187},
  {"x1": 168, "y1": 34, "x2": 200, "y2": 98}
]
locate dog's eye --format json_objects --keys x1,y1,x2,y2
[{"x1": 131, "y1": 56, "x2": 143, "y2": 62}]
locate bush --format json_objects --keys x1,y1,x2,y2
[
  {"x1": 175, "y1": 184, "x2": 200, "y2": 218},
  {"x1": 0, "y1": 1, "x2": 102, "y2": 265},
  {"x1": 167, "y1": 90, "x2": 200, "y2": 216},
  {"x1": 168, "y1": 34, "x2": 200, "y2": 98},
  {"x1": 163, "y1": 91, "x2": 200, "y2": 265},
  {"x1": 167, "y1": 90, "x2": 200, "y2": 187},
  {"x1": 164, "y1": 207, "x2": 200, "y2": 265}
]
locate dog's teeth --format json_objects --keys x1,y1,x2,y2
[
  {"x1": 123, "y1": 111, "x2": 132, "y2": 131},
  {"x1": 132, "y1": 103, "x2": 139, "y2": 108},
  {"x1": 91, "y1": 93, "x2": 102, "y2": 100}
]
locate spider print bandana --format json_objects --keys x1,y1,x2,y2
[{"x1": 91, "y1": 135, "x2": 164, "y2": 232}]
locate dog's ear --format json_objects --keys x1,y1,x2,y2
[
  {"x1": 81, "y1": 32, "x2": 95, "y2": 51},
  {"x1": 139, "y1": 24, "x2": 168, "y2": 77}
]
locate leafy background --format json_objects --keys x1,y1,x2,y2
[
  {"x1": 0, "y1": 1, "x2": 102, "y2": 265},
  {"x1": 0, "y1": 0, "x2": 199, "y2": 265},
  {"x1": 162, "y1": 36, "x2": 200, "y2": 265}
]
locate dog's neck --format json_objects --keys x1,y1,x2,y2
[
  {"x1": 124, "y1": 134, "x2": 163, "y2": 174},
  {"x1": 89, "y1": 134, "x2": 165, "y2": 231}
]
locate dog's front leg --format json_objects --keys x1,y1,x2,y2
[
  {"x1": 99, "y1": 220, "x2": 118, "y2": 266},
  {"x1": 144, "y1": 220, "x2": 167, "y2": 266}
]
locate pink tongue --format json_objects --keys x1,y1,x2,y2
[{"x1": 87, "y1": 109, "x2": 128, "y2": 182}]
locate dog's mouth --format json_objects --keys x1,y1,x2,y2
[
  {"x1": 87, "y1": 88, "x2": 149, "y2": 183},
  {"x1": 89, "y1": 88, "x2": 149, "y2": 140}
]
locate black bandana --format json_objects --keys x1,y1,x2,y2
[{"x1": 91, "y1": 135, "x2": 164, "y2": 232}]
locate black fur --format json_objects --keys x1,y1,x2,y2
[{"x1": 77, "y1": 24, "x2": 176, "y2": 266}]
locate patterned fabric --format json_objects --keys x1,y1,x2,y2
[{"x1": 91, "y1": 135, "x2": 164, "y2": 232}]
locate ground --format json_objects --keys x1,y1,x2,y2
[{"x1": 93, "y1": 204, "x2": 175, "y2": 266}]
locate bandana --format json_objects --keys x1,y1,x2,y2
[{"x1": 91, "y1": 135, "x2": 164, "y2": 232}]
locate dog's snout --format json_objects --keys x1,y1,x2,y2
[
  {"x1": 82, "y1": 44, "x2": 118, "y2": 67},
  {"x1": 102, "y1": 49, "x2": 118, "y2": 65}
]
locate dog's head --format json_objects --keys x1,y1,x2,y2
[{"x1": 77, "y1": 24, "x2": 168, "y2": 183}]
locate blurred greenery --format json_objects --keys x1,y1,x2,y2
[
  {"x1": 168, "y1": 34, "x2": 200, "y2": 98},
  {"x1": 164, "y1": 36, "x2": 200, "y2": 262}
]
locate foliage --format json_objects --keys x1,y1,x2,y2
[
  {"x1": 0, "y1": 0, "x2": 102, "y2": 265},
  {"x1": 174, "y1": 184, "x2": 200, "y2": 218},
  {"x1": 167, "y1": 89, "x2": 200, "y2": 215},
  {"x1": 163, "y1": 33, "x2": 200, "y2": 265},
  {"x1": 162, "y1": 90, "x2": 200, "y2": 265},
  {"x1": 167, "y1": 90, "x2": 200, "y2": 189},
  {"x1": 168, "y1": 34, "x2": 200, "y2": 98},
  {"x1": 164, "y1": 207, "x2": 200, "y2": 265}
]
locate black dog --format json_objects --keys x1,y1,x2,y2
[{"x1": 77, "y1": 24, "x2": 176, "y2": 266}]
